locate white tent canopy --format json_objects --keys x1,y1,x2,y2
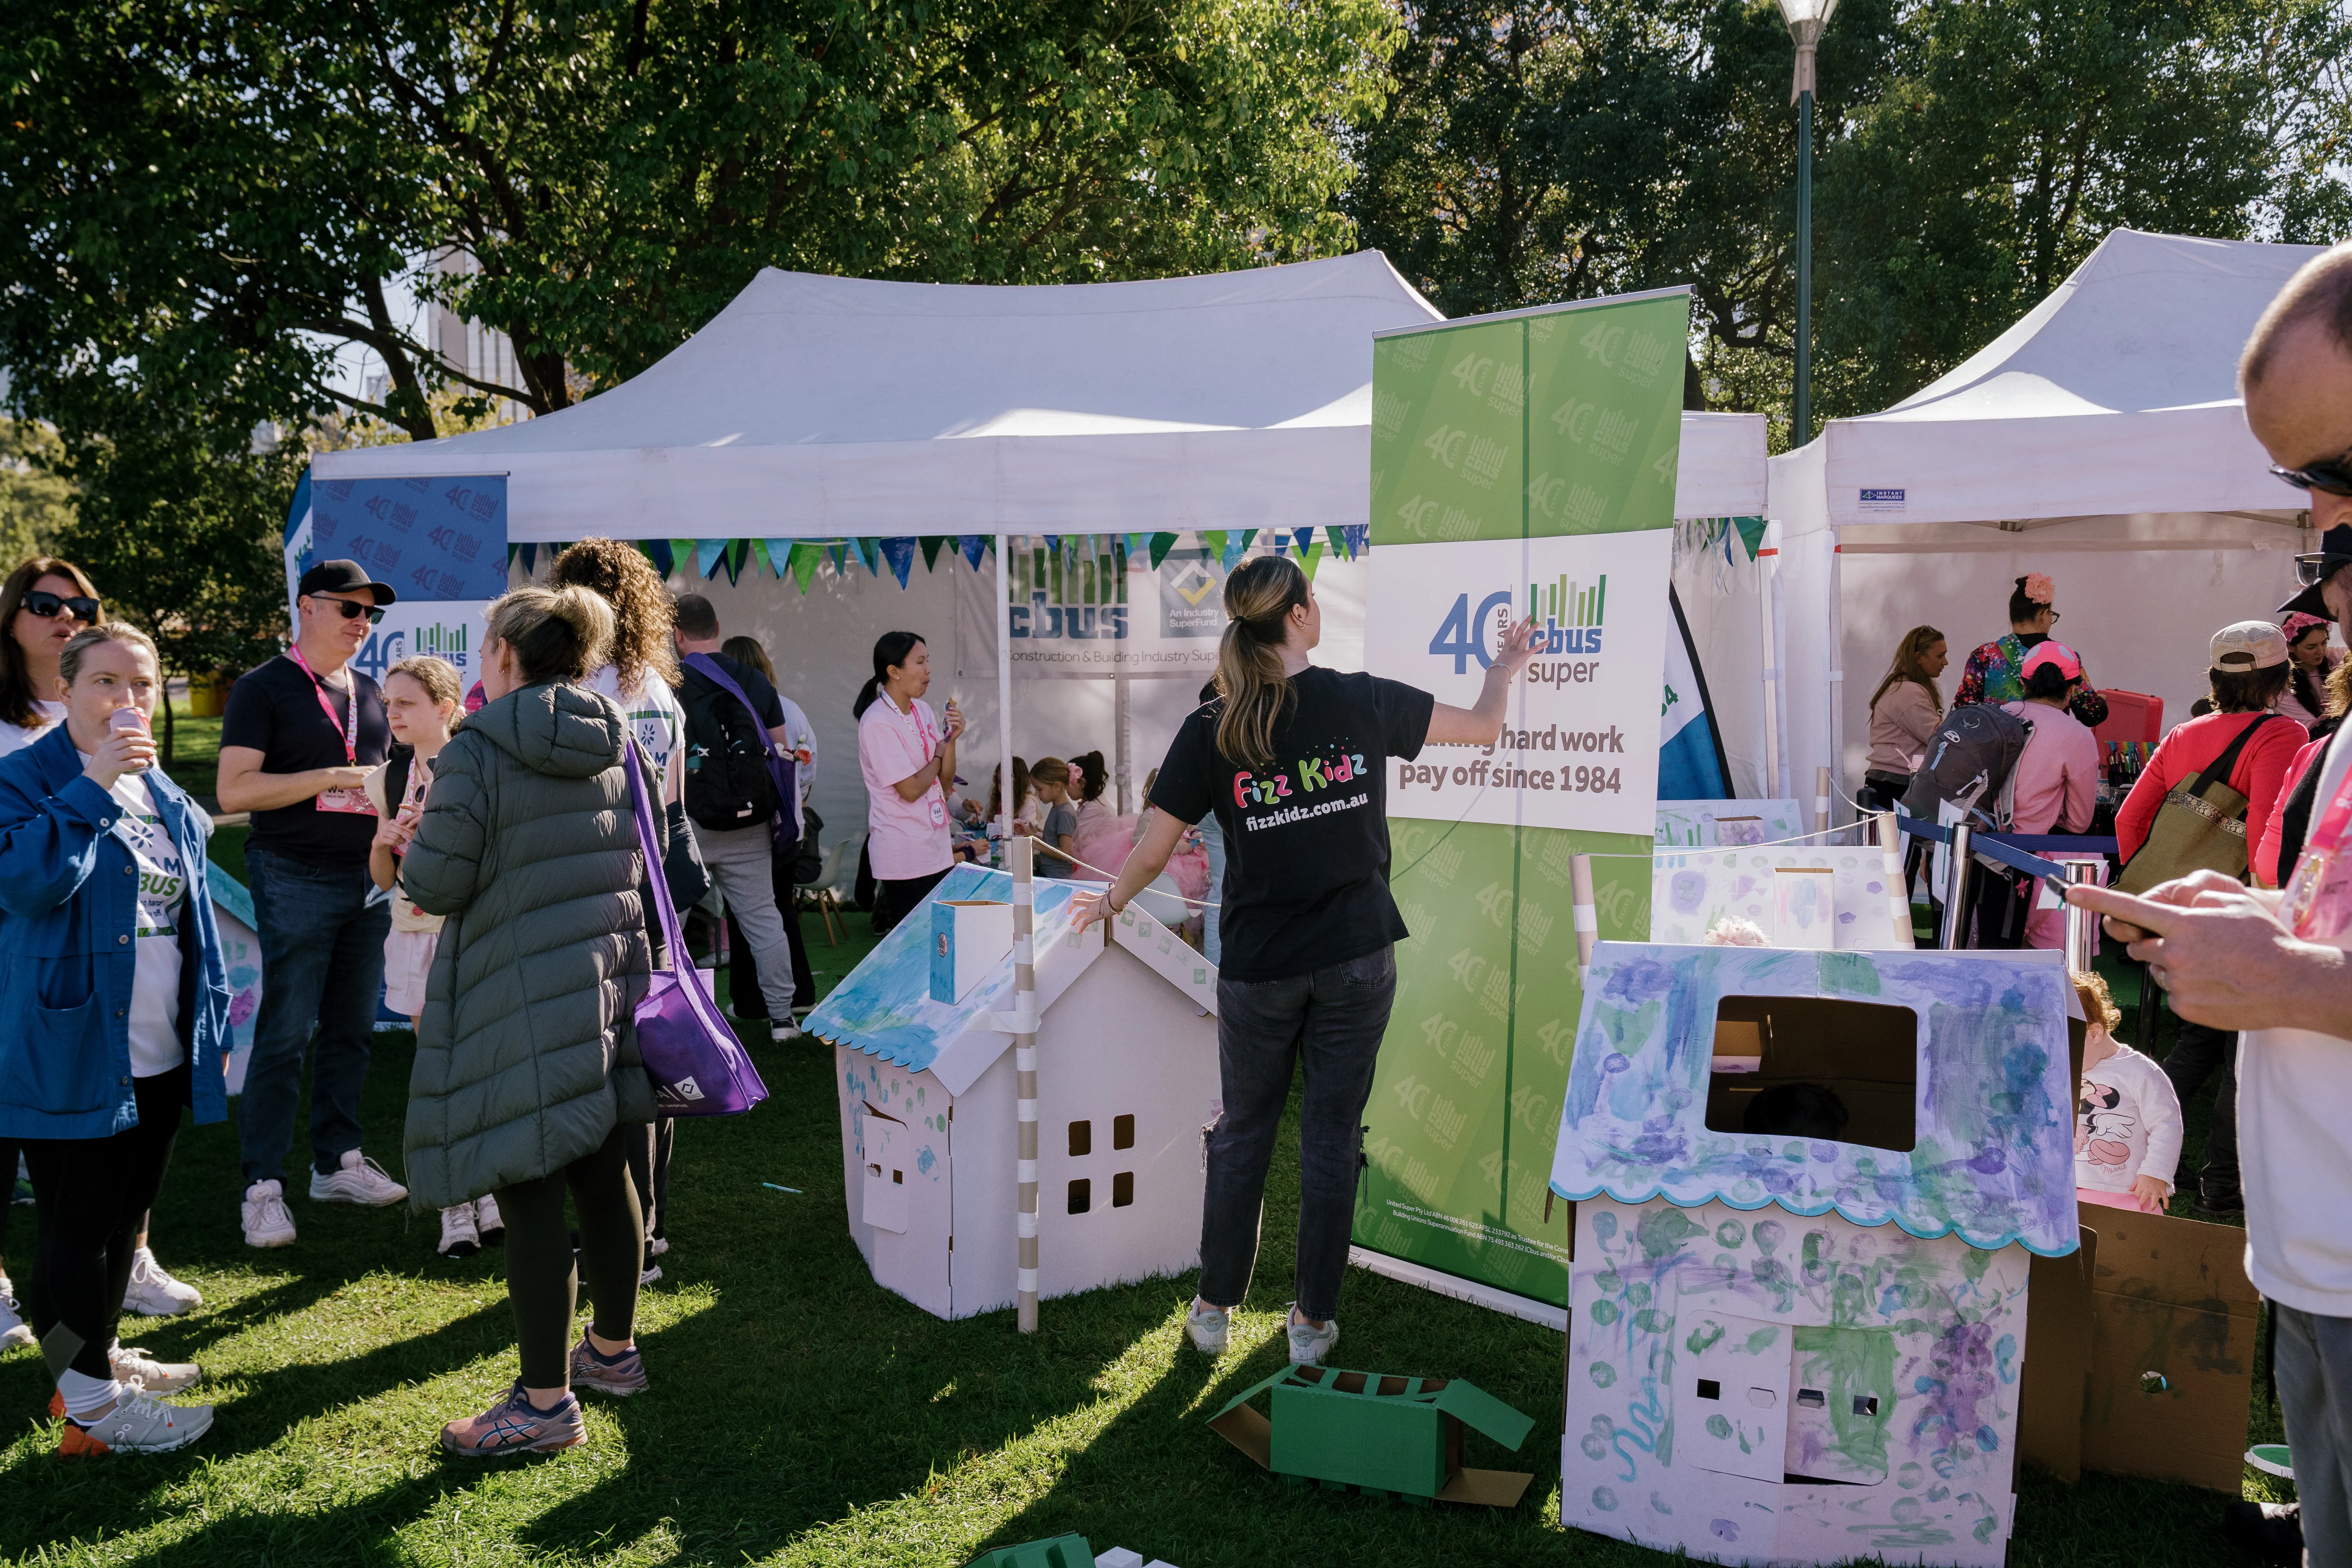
[
  {"x1": 313, "y1": 252, "x2": 1765, "y2": 532},
  {"x1": 1764, "y1": 229, "x2": 2330, "y2": 814}
]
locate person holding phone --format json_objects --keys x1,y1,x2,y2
[
  {"x1": 0, "y1": 622, "x2": 233, "y2": 1456},
  {"x1": 217, "y1": 559, "x2": 406, "y2": 1249},
  {"x1": 1072, "y1": 555, "x2": 1537, "y2": 1367},
  {"x1": 855, "y1": 631, "x2": 961, "y2": 935}
]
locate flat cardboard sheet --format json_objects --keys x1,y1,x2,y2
[
  {"x1": 2018, "y1": 1227, "x2": 2098, "y2": 1484},
  {"x1": 2081, "y1": 1210, "x2": 2259, "y2": 1493}
]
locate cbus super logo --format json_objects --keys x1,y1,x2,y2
[{"x1": 1428, "y1": 572, "x2": 1608, "y2": 674}]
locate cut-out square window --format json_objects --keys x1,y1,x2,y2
[
  {"x1": 1853, "y1": 1395, "x2": 1880, "y2": 1417},
  {"x1": 1696, "y1": 1379, "x2": 1721, "y2": 1401},
  {"x1": 893, "y1": 1169, "x2": 903, "y2": 1184},
  {"x1": 1112, "y1": 1171, "x2": 1134, "y2": 1207},
  {"x1": 1796, "y1": 1388, "x2": 1826, "y2": 1408},
  {"x1": 1113, "y1": 1114, "x2": 1135, "y2": 1150},
  {"x1": 1068, "y1": 1120, "x2": 1092, "y2": 1157},
  {"x1": 1068, "y1": 1178, "x2": 1091, "y2": 1214},
  {"x1": 1702, "y1": 995, "x2": 1919, "y2": 1154}
]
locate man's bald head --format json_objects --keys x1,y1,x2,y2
[{"x1": 2243, "y1": 242, "x2": 2352, "y2": 393}]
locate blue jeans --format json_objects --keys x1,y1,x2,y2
[
  {"x1": 238, "y1": 847, "x2": 391, "y2": 1185},
  {"x1": 1198, "y1": 946, "x2": 1396, "y2": 1322},
  {"x1": 1199, "y1": 817, "x2": 1225, "y2": 966}
]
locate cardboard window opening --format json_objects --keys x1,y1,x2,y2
[{"x1": 1701, "y1": 995, "x2": 1920, "y2": 1155}]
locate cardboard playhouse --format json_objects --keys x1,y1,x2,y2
[
  {"x1": 1545, "y1": 943, "x2": 2258, "y2": 1568},
  {"x1": 803, "y1": 864, "x2": 1220, "y2": 1319}
]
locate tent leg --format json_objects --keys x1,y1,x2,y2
[
  {"x1": 1826, "y1": 529, "x2": 1847, "y2": 839},
  {"x1": 998, "y1": 533, "x2": 1015, "y2": 848},
  {"x1": 1115, "y1": 668, "x2": 1131, "y2": 816}
]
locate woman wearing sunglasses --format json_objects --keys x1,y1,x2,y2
[
  {"x1": 0, "y1": 558, "x2": 103, "y2": 760},
  {"x1": 1953, "y1": 571, "x2": 2110, "y2": 728}
]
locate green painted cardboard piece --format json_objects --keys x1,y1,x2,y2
[
  {"x1": 1208, "y1": 1365, "x2": 1535, "y2": 1506},
  {"x1": 964, "y1": 1535, "x2": 1093, "y2": 1568}
]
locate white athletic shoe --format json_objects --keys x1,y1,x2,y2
[
  {"x1": 109, "y1": 1345, "x2": 201, "y2": 1395},
  {"x1": 473, "y1": 1194, "x2": 505, "y2": 1243},
  {"x1": 241, "y1": 1180, "x2": 297, "y2": 1248},
  {"x1": 0, "y1": 1287, "x2": 31, "y2": 1350},
  {"x1": 1185, "y1": 1302, "x2": 1230, "y2": 1357},
  {"x1": 769, "y1": 1020, "x2": 804, "y2": 1044},
  {"x1": 122, "y1": 1248, "x2": 201, "y2": 1317},
  {"x1": 639, "y1": 1263, "x2": 663, "y2": 1287},
  {"x1": 646, "y1": 1236, "x2": 669, "y2": 1258},
  {"x1": 1286, "y1": 1308, "x2": 1338, "y2": 1367},
  {"x1": 437, "y1": 1203, "x2": 481, "y2": 1258},
  {"x1": 309, "y1": 1150, "x2": 408, "y2": 1207},
  {"x1": 58, "y1": 1389, "x2": 213, "y2": 1457}
]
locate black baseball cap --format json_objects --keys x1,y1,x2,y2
[{"x1": 298, "y1": 558, "x2": 397, "y2": 606}]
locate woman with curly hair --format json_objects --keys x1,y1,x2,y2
[{"x1": 1953, "y1": 572, "x2": 2108, "y2": 728}]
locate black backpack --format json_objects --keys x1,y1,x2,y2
[
  {"x1": 1900, "y1": 703, "x2": 2033, "y2": 833},
  {"x1": 681, "y1": 663, "x2": 782, "y2": 833}
]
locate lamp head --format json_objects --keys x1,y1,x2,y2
[{"x1": 1776, "y1": 0, "x2": 1840, "y2": 40}]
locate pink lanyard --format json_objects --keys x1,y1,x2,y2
[
  {"x1": 287, "y1": 646, "x2": 359, "y2": 764},
  {"x1": 2284, "y1": 741, "x2": 2352, "y2": 938}
]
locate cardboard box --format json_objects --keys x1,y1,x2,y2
[
  {"x1": 1209, "y1": 1365, "x2": 1535, "y2": 1505},
  {"x1": 930, "y1": 899, "x2": 1014, "y2": 1004},
  {"x1": 2080, "y1": 1209, "x2": 2260, "y2": 1492},
  {"x1": 965, "y1": 1537, "x2": 1093, "y2": 1568}
]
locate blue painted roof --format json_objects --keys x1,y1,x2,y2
[
  {"x1": 804, "y1": 864, "x2": 1083, "y2": 1077},
  {"x1": 1548, "y1": 944, "x2": 2081, "y2": 1256}
]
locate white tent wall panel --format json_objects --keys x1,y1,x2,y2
[{"x1": 1670, "y1": 538, "x2": 1775, "y2": 799}]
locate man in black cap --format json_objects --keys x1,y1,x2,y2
[
  {"x1": 2073, "y1": 246, "x2": 2352, "y2": 1564},
  {"x1": 217, "y1": 559, "x2": 408, "y2": 1247}
]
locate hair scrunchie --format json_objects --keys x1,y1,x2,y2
[{"x1": 2022, "y1": 572, "x2": 2055, "y2": 605}]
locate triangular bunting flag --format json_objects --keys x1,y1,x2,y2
[
  {"x1": 1201, "y1": 530, "x2": 1228, "y2": 564},
  {"x1": 1125, "y1": 532, "x2": 1150, "y2": 564},
  {"x1": 789, "y1": 541, "x2": 822, "y2": 595},
  {"x1": 1299, "y1": 541, "x2": 1326, "y2": 579},
  {"x1": 670, "y1": 540, "x2": 693, "y2": 577},
  {"x1": 855, "y1": 537, "x2": 883, "y2": 576},
  {"x1": 1220, "y1": 530, "x2": 1248, "y2": 570},
  {"x1": 1149, "y1": 532, "x2": 1179, "y2": 569},
  {"x1": 721, "y1": 539, "x2": 750, "y2": 585},
  {"x1": 1732, "y1": 515, "x2": 1767, "y2": 562},
  {"x1": 959, "y1": 534, "x2": 988, "y2": 571},
  {"x1": 1326, "y1": 524, "x2": 1350, "y2": 560},
  {"x1": 750, "y1": 539, "x2": 774, "y2": 578},
  {"x1": 1345, "y1": 524, "x2": 1368, "y2": 558},
  {"x1": 880, "y1": 536, "x2": 917, "y2": 589},
  {"x1": 1293, "y1": 528, "x2": 1316, "y2": 557},
  {"x1": 827, "y1": 543, "x2": 848, "y2": 577},
  {"x1": 517, "y1": 542, "x2": 537, "y2": 576},
  {"x1": 695, "y1": 539, "x2": 728, "y2": 579},
  {"x1": 920, "y1": 536, "x2": 946, "y2": 572},
  {"x1": 641, "y1": 539, "x2": 673, "y2": 578}
]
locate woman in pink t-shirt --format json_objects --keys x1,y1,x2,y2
[
  {"x1": 1998, "y1": 641, "x2": 2101, "y2": 950},
  {"x1": 855, "y1": 630, "x2": 962, "y2": 934}
]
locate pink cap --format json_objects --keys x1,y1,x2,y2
[{"x1": 2020, "y1": 641, "x2": 2083, "y2": 683}]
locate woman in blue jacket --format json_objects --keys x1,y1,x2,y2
[{"x1": 0, "y1": 623, "x2": 230, "y2": 1457}]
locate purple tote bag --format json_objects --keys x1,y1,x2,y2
[{"x1": 624, "y1": 741, "x2": 769, "y2": 1117}]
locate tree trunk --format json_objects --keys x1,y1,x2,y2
[{"x1": 160, "y1": 670, "x2": 178, "y2": 768}]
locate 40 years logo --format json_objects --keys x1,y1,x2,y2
[{"x1": 1428, "y1": 572, "x2": 1611, "y2": 674}]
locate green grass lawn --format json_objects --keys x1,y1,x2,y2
[
  {"x1": 0, "y1": 922, "x2": 2291, "y2": 1566},
  {"x1": 156, "y1": 697, "x2": 224, "y2": 806}
]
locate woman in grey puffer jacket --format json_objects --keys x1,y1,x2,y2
[{"x1": 399, "y1": 584, "x2": 670, "y2": 1457}]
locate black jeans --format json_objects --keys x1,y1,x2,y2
[
  {"x1": 726, "y1": 848, "x2": 815, "y2": 1017},
  {"x1": 871, "y1": 867, "x2": 951, "y2": 937},
  {"x1": 498, "y1": 1122, "x2": 643, "y2": 1390},
  {"x1": 22, "y1": 1066, "x2": 189, "y2": 1378},
  {"x1": 2162, "y1": 1020, "x2": 2239, "y2": 1200},
  {"x1": 1200, "y1": 947, "x2": 1397, "y2": 1323}
]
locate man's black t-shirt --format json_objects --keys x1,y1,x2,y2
[
  {"x1": 1149, "y1": 667, "x2": 1435, "y2": 984},
  {"x1": 220, "y1": 654, "x2": 391, "y2": 867}
]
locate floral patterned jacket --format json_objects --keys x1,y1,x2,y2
[{"x1": 1954, "y1": 633, "x2": 2109, "y2": 728}]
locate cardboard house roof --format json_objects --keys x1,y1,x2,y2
[
  {"x1": 1548, "y1": 944, "x2": 2082, "y2": 1255},
  {"x1": 1768, "y1": 227, "x2": 2329, "y2": 529},
  {"x1": 802, "y1": 864, "x2": 1216, "y2": 1096},
  {"x1": 310, "y1": 252, "x2": 1768, "y2": 539}
]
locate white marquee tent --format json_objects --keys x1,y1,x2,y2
[
  {"x1": 314, "y1": 252, "x2": 1770, "y2": 833},
  {"x1": 1766, "y1": 229, "x2": 2330, "y2": 815}
]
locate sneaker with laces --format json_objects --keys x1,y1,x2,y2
[
  {"x1": 438, "y1": 1203, "x2": 481, "y2": 1258},
  {"x1": 241, "y1": 1180, "x2": 297, "y2": 1248},
  {"x1": 109, "y1": 1346, "x2": 200, "y2": 1395},
  {"x1": 0, "y1": 1283, "x2": 31, "y2": 1350},
  {"x1": 1185, "y1": 1302, "x2": 1229, "y2": 1357},
  {"x1": 57, "y1": 1389, "x2": 212, "y2": 1457},
  {"x1": 439, "y1": 1381, "x2": 584, "y2": 1457},
  {"x1": 122, "y1": 1248, "x2": 202, "y2": 1317},
  {"x1": 473, "y1": 1194, "x2": 505, "y2": 1243},
  {"x1": 310, "y1": 1150, "x2": 408, "y2": 1207},
  {"x1": 638, "y1": 1262, "x2": 662, "y2": 1287},
  {"x1": 1286, "y1": 1308, "x2": 1338, "y2": 1367},
  {"x1": 567, "y1": 1334, "x2": 648, "y2": 1397}
]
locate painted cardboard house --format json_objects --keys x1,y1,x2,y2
[
  {"x1": 1547, "y1": 943, "x2": 2084, "y2": 1568},
  {"x1": 804, "y1": 865, "x2": 1220, "y2": 1319}
]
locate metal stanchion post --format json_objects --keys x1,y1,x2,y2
[
  {"x1": 1940, "y1": 823, "x2": 1973, "y2": 951},
  {"x1": 2062, "y1": 860, "x2": 2100, "y2": 973}
]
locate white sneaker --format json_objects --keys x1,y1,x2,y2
[
  {"x1": 58, "y1": 1389, "x2": 213, "y2": 1457},
  {"x1": 646, "y1": 1236, "x2": 669, "y2": 1258},
  {"x1": 473, "y1": 1194, "x2": 505, "y2": 1243},
  {"x1": 0, "y1": 1289, "x2": 31, "y2": 1349},
  {"x1": 437, "y1": 1203, "x2": 481, "y2": 1258},
  {"x1": 309, "y1": 1150, "x2": 408, "y2": 1207},
  {"x1": 1286, "y1": 1307, "x2": 1338, "y2": 1366},
  {"x1": 122, "y1": 1248, "x2": 201, "y2": 1317},
  {"x1": 770, "y1": 1020, "x2": 804, "y2": 1044},
  {"x1": 109, "y1": 1345, "x2": 201, "y2": 1395},
  {"x1": 639, "y1": 1263, "x2": 663, "y2": 1287},
  {"x1": 241, "y1": 1180, "x2": 297, "y2": 1248},
  {"x1": 1185, "y1": 1302, "x2": 1230, "y2": 1357}
]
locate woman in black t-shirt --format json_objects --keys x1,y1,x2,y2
[{"x1": 1075, "y1": 555, "x2": 1535, "y2": 1367}]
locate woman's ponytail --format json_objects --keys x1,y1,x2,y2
[{"x1": 1212, "y1": 555, "x2": 1309, "y2": 769}]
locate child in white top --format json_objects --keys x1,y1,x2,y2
[
  {"x1": 2072, "y1": 971, "x2": 2184, "y2": 1215},
  {"x1": 364, "y1": 657, "x2": 500, "y2": 1259}
]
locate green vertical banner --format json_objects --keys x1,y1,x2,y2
[{"x1": 1354, "y1": 290, "x2": 1691, "y2": 1317}]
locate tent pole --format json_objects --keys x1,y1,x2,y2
[
  {"x1": 1826, "y1": 528, "x2": 1846, "y2": 839},
  {"x1": 1115, "y1": 668, "x2": 1131, "y2": 816},
  {"x1": 998, "y1": 534, "x2": 1015, "y2": 847}
]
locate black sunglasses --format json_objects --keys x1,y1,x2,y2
[
  {"x1": 307, "y1": 594, "x2": 386, "y2": 625},
  {"x1": 21, "y1": 590, "x2": 100, "y2": 624},
  {"x1": 2273, "y1": 446, "x2": 2352, "y2": 499}
]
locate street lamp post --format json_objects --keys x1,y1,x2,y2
[{"x1": 1777, "y1": 0, "x2": 1837, "y2": 448}]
